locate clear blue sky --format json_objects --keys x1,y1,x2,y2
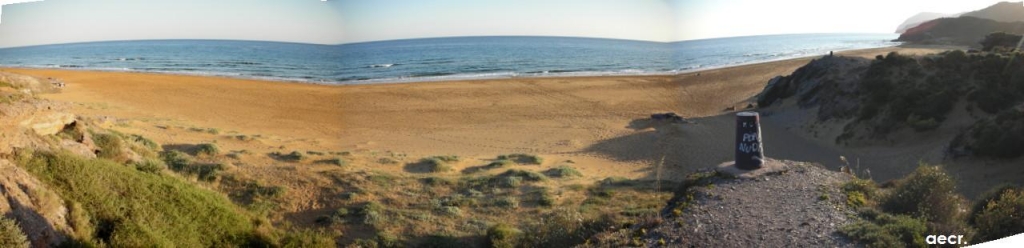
[{"x1": 0, "y1": 0, "x2": 1010, "y2": 48}]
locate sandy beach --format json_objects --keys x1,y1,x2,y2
[{"x1": 0, "y1": 46, "x2": 953, "y2": 183}]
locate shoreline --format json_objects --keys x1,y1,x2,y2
[
  {"x1": 0, "y1": 45, "x2": 954, "y2": 182},
  {"x1": 0, "y1": 45, "x2": 931, "y2": 87}
]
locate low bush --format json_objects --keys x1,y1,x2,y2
[
  {"x1": 359, "y1": 202, "x2": 387, "y2": 226},
  {"x1": 195, "y1": 143, "x2": 220, "y2": 157},
  {"x1": 546, "y1": 166, "x2": 582, "y2": 178},
  {"x1": 420, "y1": 157, "x2": 454, "y2": 173},
  {"x1": 498, "y1": 169, "x2": 546, "y2": 182},
  {"x1": 519, "y1": 208, "x2": 600, "y2": 247},
  {"x1": 321, "y1": 157, "x2": 346, "y2": 166},
  {"x1": 494, "y1": 197, "x2": 519, "y2": 209},
  {"x1": 970, "y1": 187, "x2": 1024, "y2": 242},
  {"x1": 498, "y1": 154, "x2": 543, "y2": 165},
  {"x1": 0, "y1": 218, "x2": 29, "y2": 248},
  {"x1": 882, "y1": 165, "x2": 963, "y2": 224},
  {"x1": 487, "y1": 223, "x2": 523, "y2": 248},
  {"x1": 92, "y1": 133, "x2": 128, "y2": 162},
  {"x1": 842, "y1": 208, "x2": 928, "y2": 248},
  {"x1": 160, "y1": 150, "x2": 193, "y2": 171},
  {"x1": 486, "y1": 159, "x2": 513, "y2": 168},
  {"x1": 843, "y1": 179, "x2": 878, "y2": 207},
  {"x1": 315, "y1": 207, "x2": 349, "y2": 226},
  {"x1": 133, "y1": 158, "x2": 167, "y2": 174},
  {"x1": 273, "y1": 151, "x2": 305, "y2": 162},
  {"x1": 960, "y1": 110, "x2": 1024, "y2": 158}
]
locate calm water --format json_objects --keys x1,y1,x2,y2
[{"x1": 0, "y1": 34, "x2": 900, "y2": 84}]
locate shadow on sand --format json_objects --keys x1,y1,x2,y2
[{"x1": 583, "y1": 113, "x2": 848, "y2": 182}]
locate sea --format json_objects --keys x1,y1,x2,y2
[{"x1": 0, "y1": 34, "x2": 900, "y2": 85}]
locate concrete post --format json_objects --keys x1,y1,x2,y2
[{"x1": 735, "y1": 111, "x2": 765, "y2": 170}]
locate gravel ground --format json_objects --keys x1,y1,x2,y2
[{"x1": 645, "y1": 160, "x2": 859, "y2": 247}]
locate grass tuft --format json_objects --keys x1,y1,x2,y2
[{"x1": 0, "y1": 218, "x2": 29, "y2": 248}]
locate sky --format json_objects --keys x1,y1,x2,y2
[{"x1": 0, "y1": 0, "x2": 1013, "y2": 48}]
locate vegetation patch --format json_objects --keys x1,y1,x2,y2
[
  {"x1": 952, "y1": 110, "x2": 1024, "y2": 158},
  {"x1": 271, "y1": 150, "x2": 305, "y2": 162},
  {"x1": 970, "y1": 186, "x2": 1024, "y2": 243},
  {"x1": 497, "y1": 154, "x2": 543, "y2": 165},
  {"x1": 18, "y1": 151, "x2": 266, "y2": 247},
  {"x1": 841, "y1": 208, "x2": 927, "y2": 248},
  {"x1": 487, "y1": 223, "x2": 522, "y2": 248},
  {"x1": 91, "y1": 132, "x2": 129, "y2": 162},
  {"x1": 545, "y1": 165, "x2": 583, "y2": 178},
  {"x1": 195, "y1": 143, "x2": 220, "y2": 157},
  {"x1": 0, "y1": 218, "x2": 29, "y2": 248}
]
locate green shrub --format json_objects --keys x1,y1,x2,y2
[
  {"x1": 0, "y1": 218, "x2": 29, "y2": 248},
  {"x1": 321, "y1": 157, "x2": 346, "y2": 166},
  {"x1": 315, "y1": 207, "x2": 349, "y2": 226},
  {"x1": 495, "y1": 197, "x2": 519, "y2": 209},
  {"x1": 500, "y1": 176, "x2": 523, "y2": 188},
  {"x1": 377, "y1": 157, "x2": 399, "y2": 165},
  {"x1": 499, "y1": 169, "x2": 546, "y2": 182},
  {"x1": 486, "y1": 159, "x2": 513, "y2": 168},
  {"x1": 420, "y1": 157, "x2": 453, "y2": 173},
  {"x1": 127, "y1": 134, "x2": 159, "y2": 151},
  {"x1": 882, "y1": 165, "x2": 963, "y2": 224},
  {"x1": 189, "y1": 163, "x2": 226, "y2": 182},
  {"x1": 134, "y1": 158, "x2": 167, "y2": 174},
  {"x1": 440, "y1": 206, "x2": 461, "y2": 216},
  {"x1": 359, "y1": 202, "x2": 387, "y2": 226},
  {"x1": 546, "y1": 166, "x2": 582, "y2": 178},
  {"x1": 487, "y1": 223, "x2": 522, "y2": 248},
  {"x1": 971, "y1": 187, "x2": 1024, "y2": 242},
  {"x1": 17, "y1": 151, "x2": 263, "y2": 246},
  {"x1": 92, "y1": 133, "x2": 128, "y2": 162},
  {"x1": 498, "y1": 154, "x2": 543, "y2": 165},
  {"x1": 195, "y1": 143, "x2": 220, "y2": 157},
  {"x1": 962, "y1": 110, "x2": 1024, "y2": 158},
  {"x1": 160, "y1": 150, "x2": 193, "y2": 171},
  {"x1": 248, "y1": 183, "x2": 287, "y2": 199},
  {"x1": 538, "y1": 189, "x2": 556, "y2": 207},
  {"x1": 519, "y1": 208, "x2": 593, "y2": 247},
  {"x1": 842, "y1": 209, "x2": 928, "y2": 248},
  {"x1": 375, "y1": 232, "x2": 401, "y2": 248},
  {"x1": 272, "y1": 151, "x2": 306, "y2": 162},
  {"x1": 843, "y1": 179, "x2": 878, "y2": 207}
]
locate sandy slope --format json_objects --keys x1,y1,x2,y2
[{"x1": 0, "y1": 46, "x2": 951, "y2": 184}]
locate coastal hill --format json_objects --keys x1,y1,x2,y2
[
  {"x1": 895, "y1": 12, "x2": 957, "y2": 34},
  {"x1": 897, "y1": 2, "x2": 1024, "y2": 46},
  {"x1": 894, "y1": 2, "x2": 1024, "y2": 34},
  {"x1": 961, "y1": 1, "x2": 1024, "y2": 23}
]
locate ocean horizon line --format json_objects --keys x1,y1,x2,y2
[
  {"x1": 0, "y1": 32, "x2": 897, "y2": 50},
  {"x1": 0, "y1": 44, "x2": 893, "y2": 86}
]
